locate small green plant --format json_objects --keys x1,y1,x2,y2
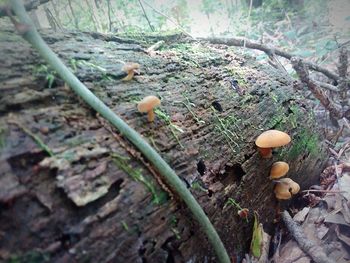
[
  {"x1": 154, "y1": 108, "x2": 184, "y2": 148},
  {"x1": 121, "y1": 220, "x2": 129, "y2": 231},
  {"x1": 33, "y1": 64, "x2": 56, "y2": 89},
  {"x1": 69, "y1": 59, "x2": 112, "y2": 80},
  {"x1": 111, "y1": 153, "x2": 167, "y2": 205},
  {"x1": 182, "y1": 95, "x2": 205, "y2": 124},
  {"x1": 212, "y1": 107, "x2": 240, "y2": 154},
  {"x1": 8, "y1": 251, "x2": 50, "y2": 263},
  {"x1": 191, "y1": 181, "x2": 208, "y2": 193},
  {"x1": 224, "y1": 198, "x2": 249, "y2": 223},
  {"x1": 169, "y1": 215, "x2": 181, "y2": 239},
  {"x1": 0, "y1": 125, "x2": 6, "y2": 149}
]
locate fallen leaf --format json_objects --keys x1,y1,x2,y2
[
  {"x1": 250, "y1": 212, "x2": 263, "y2": 258},
  {"x1": 293, "y1": 207, "x2": 310, "y2": 223},
  {"x1": 316, "y1": 224, "x2": 329, "y2": 239},
  {"x1": 325, "y1": 213, "x2": 349, "y2": 226},
  {"x1": 341, "y1": 199, "x2": 350, "y2": 223},
  {"x1": 275, "y1": 240, "x2": 310, "y2": 263},
  {"x1": 339, "y1": 173, "x2": 350, "y2": 201},
  {"x1": 335, "y1": 225, "x2": 350, "y2": 247}
]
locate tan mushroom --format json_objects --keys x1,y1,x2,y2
[
  {"x1": 274, "y1": 185, "x2": 292, "y2": 200},
  {"x1": 274, "y1": 178, "x2": 300, "y2": 200},
  {"x1": 270, "y1": 161, "x2": 289, "y2": 179},
  {"x1": 122, "y1": 62, "x2": 140, "y2": 81},
  {"x1": 255, "y1": 130, "x2": 291, "y2": 158},
  {"x1": 137, "y1": 96, "x2": 161, "y2": 122}
]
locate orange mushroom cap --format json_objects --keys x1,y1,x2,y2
[
  {"x1": 137, "y1": 96, "x2": 161, "y2": 113},
  {"x1": 270, "y1": 161, "x2": 289, "y2": 179},
  {"x1": 255, "y1": 130, "x2": 291, "y2": 149},
  {"x1": 274, "y1": 178, "x2": 300, "y2": 200},
  {"x1": 122, "y1": 62, "x2": 140, "y2": 73},
  {"x1": 278, "y1": 178, "x2": 300, "y2": 194}
]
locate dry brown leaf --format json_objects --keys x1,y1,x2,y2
[
  {"x1": 339, "y1": 173, "x2": 350, "y2": 201},
  {"x1": 323, "y1": 194, "x2": 342, "y2": 212},
  {"x1": 335, "y1": 225, "x2": 350, "y2": 247},
  {"x1": 316, "y1": 223, "x2": 329, "y2": 239},
  {"x1": 275, "y1": 240, "x2": 310, "y2": 263},
  {"x1": 341, "y1": 199, "x2": 350, "y2": 223},
  {"x1": 325, "y1": 213, "x2": 349, "y2": 226}
]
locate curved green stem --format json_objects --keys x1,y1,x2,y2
[{"x1": 10, "y1": 1, "x2": 230, "y2": 262}]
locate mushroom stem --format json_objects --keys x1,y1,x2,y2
[
  {"x1": 147, "y1": 110, "x2": 155, "y2": 122},
  {"x1": 123, "y1": 70, "x2": 134, "y2": 81},
  {"x1": 258, "y1": 147, "x2": 272, "y2": 158}
]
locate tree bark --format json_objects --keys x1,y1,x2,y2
[{"x1": 0, "y1": 26, "x2": 328, "y2": 262}]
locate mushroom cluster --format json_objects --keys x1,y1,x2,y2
[{"x1": 255, "y1": 130, "x2": 300, "y2": 200}]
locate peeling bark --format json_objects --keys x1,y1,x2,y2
[{"x1": 0, "y1": 26, "x2": 328, "y2": 262}]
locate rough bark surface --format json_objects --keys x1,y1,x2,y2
[{"x1": 0, "y1": 26, "x2": 328, "y2": 263}]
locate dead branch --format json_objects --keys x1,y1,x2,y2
[
  {"x1": 199, "y1": 37, "x2": 339, "y2": 81},
  {"x1": 338, "y1": 47, "x2": 349, "y2": 107},
  {"x1": 291, "y1": 57, "x2": 344, "y2": 120},
  {"x1": 281, "y1": 211, "x2": 335, "y2": 263},
  {"x1": 314, "y1": 80, "x2": 338, "y2": 92}
]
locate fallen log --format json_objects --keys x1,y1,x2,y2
[{"x1": 0, "y1": 24, "x2": 328, "y2": 262}]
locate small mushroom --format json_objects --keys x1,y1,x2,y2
[
  {"x1": 237, "y1": 208, "x2": 249, "y2": 219},
  {"x1": 255, "y1": 130, "x2": 291, "y2": 158},
  {"x1": 122, "y1": 62, "x2": 140, "y2": 81},
  {"x1": 137, "y1": 95, "x2": 161, "y2": 122},
  {"x1": 274, "y1": 178, "x2": 300, "y2": 200},
  {"x1": 274, "y1": 186, "x2": 292, "y2": 200},
  {"x1": 270, "y1": 161, "x2": 289, "y2": 179}
]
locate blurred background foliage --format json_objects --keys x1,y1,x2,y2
[{"x1": 4, "y1": 0, "x2": 350, "y2": 67}]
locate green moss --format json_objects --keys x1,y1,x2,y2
[
  {"x1": 268, "y1": 104, "x2": 300, "y2": 130},
  {"x1": 0, "y1": 124, "x2": 6, "y2": 150},
  {"x1": 225, "y1": 66, "x2": 248, "y2": 86},
  {"x1": 168, "y1": 43, "x2": 210, "y2": 54},
  {"x1": 284, "y1": 130, "x2": 321, "y2": 159},
  {"x1": 111, "y1": 153, "x2": 168, "y2": 205},
  {"x1": 7, "y1": 251, "x2": 50, "y2": 263}
]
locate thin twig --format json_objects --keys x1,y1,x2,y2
[
  {"x1": 199, "y1": 37, "x2": 340, "y2": 81},
  {"x1": 139, "y1": 0, "x2": 195, "y2": 39},
  {"x1": 137, "y1": 0, "x2": 154, "y2": 32},
  {"x1": 337, "y1": 47, "x2": 349, "y2": 107},
  {"x1": 147, "y1": 40, "x2": 165, "y2": 52},
  {"x1": 291, "y1": 57, "x2": 344, "y2": 120},
  {"x1": 314, "y1": 80, "x2": 338, "y2": 92},
  {"x1": 281, "y1": 211, "x2": 335, "y2": 263},
  {"x1": 301, "y1": 189, "x2": 346, "y2": 194}
]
